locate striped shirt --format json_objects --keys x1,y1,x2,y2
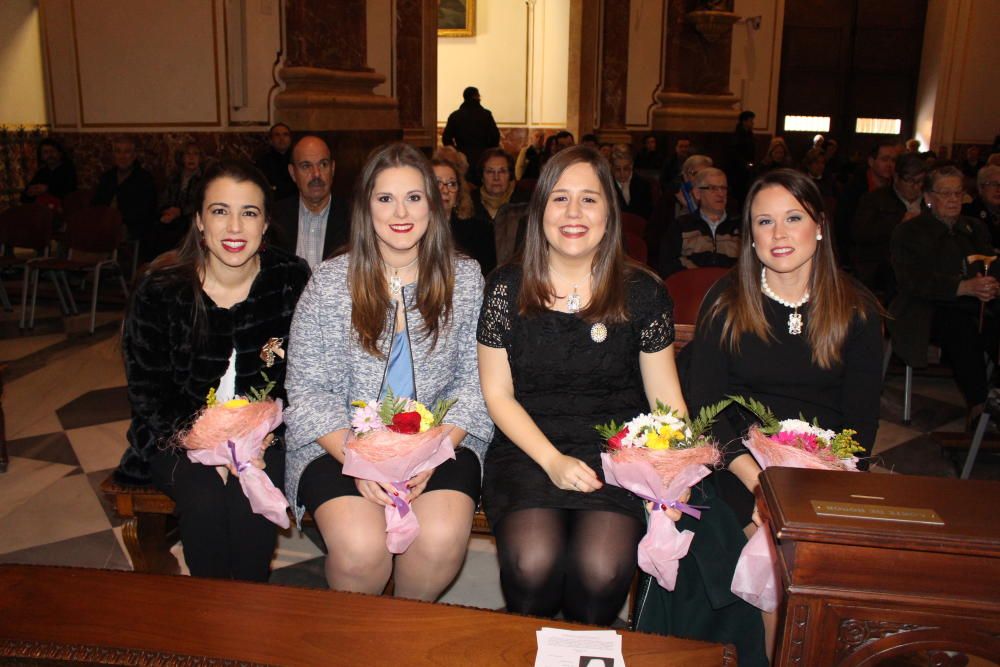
[{"x1": 295, "y1": 197, "x2": 331, "y2": 269}]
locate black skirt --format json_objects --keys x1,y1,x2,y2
[{"x1": 298, "y1": 447, "x2": 481, "y2": 515}]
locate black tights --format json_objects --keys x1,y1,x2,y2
[
  {"x1": 494, "y1": 508, "x2": 644, "y2": 626},
  {"x1": 149, "y1": 447, "x2": 282, "y2": 582}
]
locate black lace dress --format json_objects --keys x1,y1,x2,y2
[{"x1": 476, "y1": 264, "x2": 675, "y2": 528}]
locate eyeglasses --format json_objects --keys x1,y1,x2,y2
[
  {"x1": 900, "y1": 175, "x2": 924, "y2": 186},
  {"x1": 983, "y1": 181, "x2": 1000, "y2": 190},
  {"x1": 484, "y1": 168, "x2": 509, "y2": 177},
  {"x1": 929, "y1": 190, "x2": 963, "y2": 199},
  {"x1": 436, "y1": 179, "x2": 459, "y2": 191},
  {"x1": 697, "y1": 185, "x2": 729, "y2": 193}
]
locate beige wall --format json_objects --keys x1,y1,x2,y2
[
  {"x1": 625, "y1": 0, "x2": 665, "y2": 128},
  {"x1": 0, "y1": 0, "x2": 49, "y2": 126},
  {"x1": 438, "y1": 0, "x2": 569, "y2": 128},
  {"x1": 39, "y1": 0, "x2": 280, "y2": 131},
  {"x1": 367, "y1": 0, "x2": 394, "y2": 98},
  {"x1": 916, "y1": 0, "x2": 1000, "y2": 151},
  {"x1": 730, "y1": 0, "x2": 784, "y2": 134}
]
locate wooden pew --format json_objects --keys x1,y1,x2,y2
[
  {"x1": 100, "y1": 474, "x2": 494, "y2": 575},
  {"x1": 102, "y1": 324, "x2": 695, "y2": 575}
]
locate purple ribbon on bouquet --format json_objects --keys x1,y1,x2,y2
[
  {"x1": 390, "y1": 481, "x2": 411, "y2": 517},
  {"x1": 227, "y1": 440, "x2": 249, "y2": 474},
  {"x1": 634, "y1": 491, "x2": 708, "y2": 519}
]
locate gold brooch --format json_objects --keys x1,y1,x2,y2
[{"x1": 260, "y1": 337, "x2": 286, "y2": 367}]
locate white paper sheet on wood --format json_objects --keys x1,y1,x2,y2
[{"x1": 534, "y1": 628, "x2": 626, "y2": 667}]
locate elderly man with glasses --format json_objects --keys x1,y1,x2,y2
[
  {"x1": 890, "y1": 165, "x2": 1000, "y2": 428},
  {"x1": 656, "y1": 167, "x2": 740, "y2": 277}
]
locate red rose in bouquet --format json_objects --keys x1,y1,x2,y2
[{"x1": 388, "y1": 411, "x2": 422, "y2": 434}]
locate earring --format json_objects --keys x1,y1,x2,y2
[
  {"x1": 816, "y1": 233, "x2": 823, "y2": 240},
  {"x1": 751, "y1": 242, "x2": 756, "y2": 248}
]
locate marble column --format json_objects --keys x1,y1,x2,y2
[
  {"x1": 396, "y1": 0, "x2": 438, "y2": 150},
  {"x1": 274, "y1": 0, "x2": 399, "y2": 131},
  {"x1": 595, "y1": 0, "x2": 633, "y2": 145},
  {"x1": 651, "y1": 0, "x2": 740, "y2": 132}
]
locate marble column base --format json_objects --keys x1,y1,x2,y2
[
  {"x1": 651, "y1": 91, "x2": 740, "y2": 132},
  {"x1": 275, "y1": 66, "x2": 400, "y2": 131}
]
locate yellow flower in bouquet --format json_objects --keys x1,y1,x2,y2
[
  {"x1": 413, "y1": 403, "x2": 435, "y2": 433},
  {"x1": 646, "y1": 425, "x2": 685, "y2": 450}
]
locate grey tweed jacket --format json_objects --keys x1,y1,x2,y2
[{"x1": 283, "y1": 253, "x2": 494, "y2": 524}]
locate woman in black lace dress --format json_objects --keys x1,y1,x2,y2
[{"x1": 476, "y1": 146, "x2": 687, "y2": 625}]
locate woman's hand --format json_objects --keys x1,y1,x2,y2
[
  {"x1": 355, "y1": 479, "x2": 398, "y2": 507},
  {"x1": 543, "y1": 453, "x2": 602, "y2": 492},
  {"x1": 644, "y1": 488, "x2": 691, "y2": 522},
  {"x1": 226, "y1": 433, "x2": 273, "y2": 477},
  {"x1": 406, "y1": 469, "x2": 434, "y2": 501}
]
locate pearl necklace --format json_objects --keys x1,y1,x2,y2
[
  {"x1": 760, "y1": 267, "x2": 809, "y2": 335},
  {"x1": 385, "y1": 256, "x2": 419, "y2": 296}
]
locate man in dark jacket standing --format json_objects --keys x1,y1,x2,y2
[{"x1": 442, "y1": 86, "x2": 500, "y2": 185}]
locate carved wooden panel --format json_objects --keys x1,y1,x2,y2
[
  {"x1": 786, "y1": 603, "x2": 810, "y2": 664},
  {"x1": 835, "y1": 619, "x2": 937, "y2": 663},
  {"x1": 0, "y1": 638, "x2": 265, "y2": 666}
]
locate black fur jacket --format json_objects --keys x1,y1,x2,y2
[{"x1": 115, "y1": 247, "x2": 310, "y2": 485}]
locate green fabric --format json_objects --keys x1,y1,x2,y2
[{"x1": 634, "y1": 474, "x2": 768, "y2": 667}]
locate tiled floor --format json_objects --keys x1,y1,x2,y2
[{"x1": 1, "y1": 291, "x2": 998, "y2": 614}]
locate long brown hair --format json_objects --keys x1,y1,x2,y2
[
  {"x1": 348, "y1": 142, "x2": 455, "y2": 357},
  {"x1": 519, "y1": 145, "x2": 641, "y2": 324},
  {"x1": 702, "y1": 168, "x2": 878, "y2": 368},
  {"x1": 135, "y1": 159, "x2": 274, "y2": 343}
]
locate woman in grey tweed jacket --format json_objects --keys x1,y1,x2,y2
[{"x1": 284, "y1": 142, "x2": 493, "y2": 601}]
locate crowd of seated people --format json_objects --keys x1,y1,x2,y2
[{"x1": 8, "y1": 116, "x2": 1000, "y2": 667}]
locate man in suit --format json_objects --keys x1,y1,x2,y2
[
  {"x1": 271, "y1": 135, "x2": 349, "y2": 268},
  {"x1": 611, "y1": 145, "x2": 653, "y2": 221}
]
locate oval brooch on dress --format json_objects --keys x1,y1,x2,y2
[{"x1": 590, "y1": 323, "x2": 608, "y2": 343}]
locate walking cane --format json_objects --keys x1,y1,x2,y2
[{"x1": 967, "y1": 254, "x2": 997, "y2": 332}]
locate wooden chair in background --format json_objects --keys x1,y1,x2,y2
[
  {"x1": 0, "y1": 203, "x2": 56, "y2": 327},
  {"x1": 26, "y1": 205, "x2": 129, "y2": 334}
]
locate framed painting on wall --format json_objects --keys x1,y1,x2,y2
[{"x1": 438, "y1": 0, "x2": 475, "y2": 37}]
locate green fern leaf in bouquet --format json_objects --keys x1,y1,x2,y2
[
  {"x1": 378, "y1": 388, "x2": 409, "y2": 425},
  {"x1": 688, "y1": 398, "x2": 733, "y2": 440},
  {"x1": 247, "y1": 372, "x2": 277, "y2": 403},
  {"x1": 430, "y1": 397, "x2": 459, "y2": 427},
  {"x1": 728, "y1": 395, "x2": 781, "y2": 434}
]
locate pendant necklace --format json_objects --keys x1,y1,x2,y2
[
  {"x1": 760, "y1": 267, "x2": 809, "y2": 335},
  {"x1": 549, "y1": 266, "x2": 589, "y2": 313},
  {"x1": 386, "y1": 256, "x2": 419, "y2": 296}
]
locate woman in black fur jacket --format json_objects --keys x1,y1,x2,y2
[{"x1": 115, "y1": 160, "x2": 310, "y2": 581}]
